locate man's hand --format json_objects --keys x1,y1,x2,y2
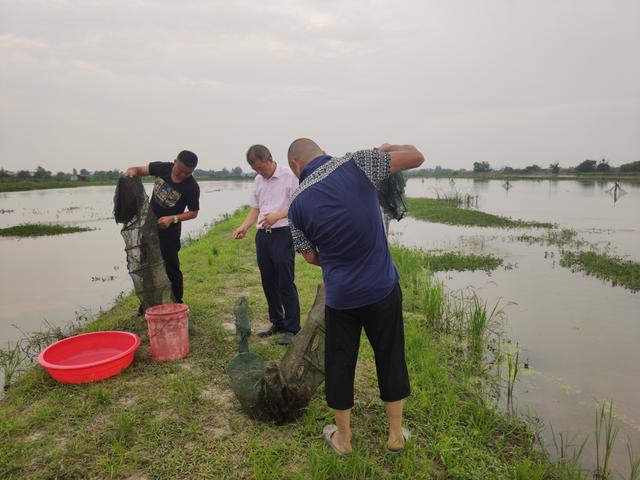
[
  {"x1": 157, "y1": 216, "x2": 173, "y2": 230},
  {"x1": 260, "y1": 211, "x2": 282, "y2": 229},
  {"x1": 233, "y1": 226, "x2": 247, "y2": 239},
  {"x1": 302, "y1": 249, "x2": 320, "y2": 266},
  {"x1": 124, "y1": 165, "x2": 149, "y2": 177}
]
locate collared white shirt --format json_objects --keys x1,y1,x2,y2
[{"x1": 250, "y1": 163, "x2": 299, "y2": 229}]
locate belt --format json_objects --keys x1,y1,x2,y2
[{"x1": 258, "y1": 226, "x2": 290, "y2": 234}]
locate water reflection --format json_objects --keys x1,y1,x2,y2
[
  {"x1": 576, "y1": 180, "x2": 597, "y2": 190},
  {"x1": 472, "y1": 178, "x2": 490, "y2": 191}
]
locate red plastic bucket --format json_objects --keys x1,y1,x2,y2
[{"x1": 145, "y1": 303, "x2": 189, "y2": 361}]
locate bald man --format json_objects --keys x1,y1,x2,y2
[{"x1": 287, "y1": 138, "x2": 424, "y2": 456}]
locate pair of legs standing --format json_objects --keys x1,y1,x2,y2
[
  {"x1": 324, "y1": 283, "x2": 410, "y2": 454},
  {"x1": 255, "y1": 228, "x2": 301, "y2": 337},
  {"x1": 159, "y1": 224, "x2": 183, "y2": 303}
]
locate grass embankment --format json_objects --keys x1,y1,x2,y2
[
  {"x1": 0, "y1": 224, "x2": 93, "y2": 237},
  {"x1": 406, "y1": 197, "x2": 554, "y2": 229},
  {"x1": 560, "y1": 251, "x2": 640, "y2": 292},
  {"x1": 0, "y1": 209, "x2": 582, "y2": 479}
]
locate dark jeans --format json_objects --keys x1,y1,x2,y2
[
  {"x1": 158, "y1": 223, "x2": 183, "y2": 303},
  {"x1": 255, "y1": 227, "x2": 301, "y2": 334},
  {"x1": 324, "y1": 283, "x2": 410, "y2": 410}
]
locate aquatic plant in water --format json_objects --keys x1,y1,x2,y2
[{"x1": 0, "y1": 223, "x2": 93, "y2": 237}]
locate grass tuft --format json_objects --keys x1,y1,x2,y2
[
  {"x1": 406, "y1": 197, "x2": 554, "y2": 229},
  {"x1": 560, "y1": 251, "x2": 640, "y2": 292},
  {"x1": 0, "y1": 223, "x2": 93, "y2": 237}
]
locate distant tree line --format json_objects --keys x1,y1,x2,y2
[
  {"x1": 193, "y1": 166, "x2": 252, "y2": 178},
  {"x1": 0, "y1": 165, "x2": 252, "y2": 180},
  {"x1": 410, "y1": 158, "x2": 640, "y2": 175},
  {"x1": 473, "y1": 158, "x2": 639, "y2": 174}
]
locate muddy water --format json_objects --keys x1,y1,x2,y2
[
  {"x1": 392, "y1": 178, "x2": 640, "y2": 474},
  {"x1": 0, "y1": 181, "x2": 252, "y2": 345}
]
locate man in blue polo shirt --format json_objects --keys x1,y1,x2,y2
[{"x1": 287, "y1": 138, "x2": 424, "y2": 457}]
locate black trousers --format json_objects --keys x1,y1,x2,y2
[
  {"x1": 255, "y1": 228, "x2": 301, "y2": 334},
  {"x1": 324, "y1": 283, "x2": 410, "y2": 410},
  {"x1": 158, "y1": 223, "x2": 183, "y2": 303}
]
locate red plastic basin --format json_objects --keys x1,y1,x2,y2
[{"x1": 38, "y1": 331, "x2": 141, "y2": 383}]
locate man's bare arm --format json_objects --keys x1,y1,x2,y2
[
  {"x1": 233, "y1": 207, "x2": 259, "y2": 239},
  {"x1": 261, "y1": 209, "x2": 288, "y2": 228},
  {"x1": 157, "y1": 210, "x2": 199, "y2": 230},
  {"x1": 379, "y1": 144, "x2": 425, "y2": 174},
  {"x1": 124, "y1": 165, "x2": 150, "y2": 177}
]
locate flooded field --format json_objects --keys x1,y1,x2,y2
[
  {"x1": 392, "y1": 177, "x2": 640, "y2": 472},
  {"x1": 1, "y1": 177, "x2": 638, "y2": 473},
  {"x1": 0, "y1": 181, "x2": 252, "y2": 345}
]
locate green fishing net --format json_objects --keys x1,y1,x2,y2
[
  {"x1": 113, "y1": 176, "x2": 173, "y2": 310},
  {"x1": 378, "y1": 172, "x2": 407, "y2": 221},
  {"x1": 227, "y1": 286, "x2": 326, "y2": 423}
]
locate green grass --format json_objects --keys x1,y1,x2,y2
[
  {"x1": 406, "y1": 197, "x2": 554, "y2": 229},
  {"x1": 422, "y1": 251, "x2": 503, "y2": 272},
  {"x1": 560, "y1": 251, "x2": 640, "y2": 292},
  {"x1": 0, "y1": 223, "x2": 94, "y2": 237},
  {"x1": 516, "y1": 228, "x2": 582, "y2": 248},
  {"x1": 0, "y1": 208, "x2": 584, "y2": 479}
]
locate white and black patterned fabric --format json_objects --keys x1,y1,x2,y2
[
  {"x1": 288, "y1": 149, "x2": 392, "y2": 256},
  {"x1": 288, "y1": 149, "x2": 400, "y2": 309}
]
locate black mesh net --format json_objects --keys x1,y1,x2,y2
[
  {"x1": 378, "y1": 172, "x2": 407, "y2": 221},
  {"x1": 113, "y1": 176, "x2": 173, "y2": 310}
]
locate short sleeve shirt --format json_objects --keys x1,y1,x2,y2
[
  {"x1": 250, "y1": 163, "x2": 298, "y2": 230},
  {"x1": 148, "y1": 162, "x2": 200, "y2": 218},
  {"x1": 288, "y1": 149, "x2": 399, "y2": 309}
]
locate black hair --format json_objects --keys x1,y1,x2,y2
[
  {"x1": 177, "y1": 150, "x2": 198, "y2": 168},
  {"x1": 246, "y1": 144, "x2": 272, "y2": 165}
]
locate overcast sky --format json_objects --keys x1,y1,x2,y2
[{"x1": 1, "y1": 0, "x2": 638, "y2": 173}]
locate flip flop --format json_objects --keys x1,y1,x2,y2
[
  {"x1": 323, "y1": 424, "x2": 348, "y2": 458},
  {"x1": 387, "y1": 427, "x2": 411, "y2": 455}
]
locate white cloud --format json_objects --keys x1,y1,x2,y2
[
  {"x1": 0, "y1": 0, "x2": 638, "y2": 172},
  {"x1": 0, "y1": 33, "x2": 46, "y2": 49}
]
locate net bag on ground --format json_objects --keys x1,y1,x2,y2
[{"x1": 227, "y1": 285, "x2": 326, "y2": 423}]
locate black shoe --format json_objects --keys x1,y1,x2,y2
[
  {"x1": 257, "y1": 325, "x2": 280, "y2": 338},
  {"x1": 275, "y1": 332, "x2": 296, "y2": 345}
]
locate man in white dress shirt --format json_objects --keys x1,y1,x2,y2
[{"x1": 233, "y1": 144, "x2": 301, "y2": 345}]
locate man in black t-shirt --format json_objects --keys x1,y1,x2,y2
[{"x1": 125, "y1": 150, "x2": 200, "y2": 307}]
